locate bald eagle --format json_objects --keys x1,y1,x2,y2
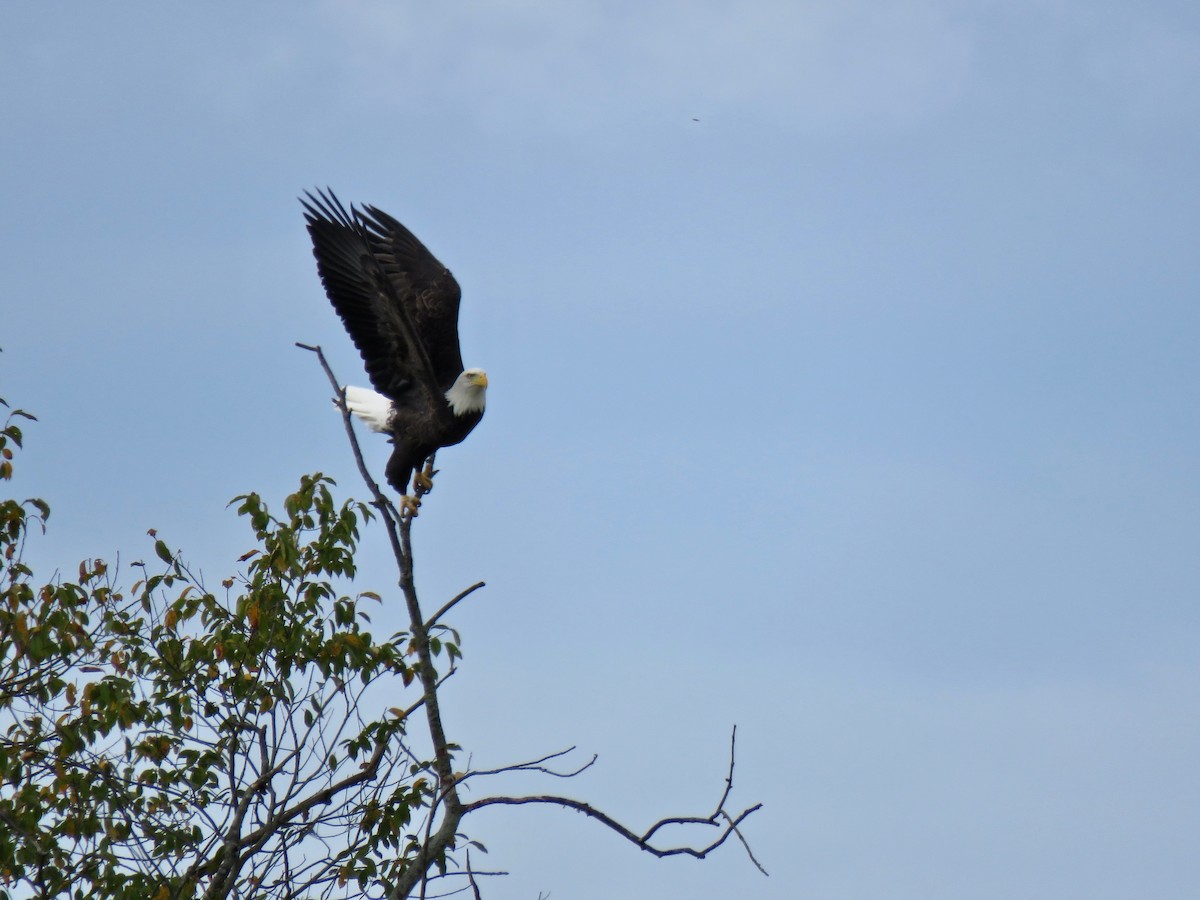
[{"x1": 301, "y1": 189, "x2": 487, "y2": 498}]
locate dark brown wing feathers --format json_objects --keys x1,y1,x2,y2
[
  {"x1": 357, "y1": 203, "x2": 465, "y2": 387},
  {"x1": 301, "y1": 189, "x2": 463, "y2": 399}
]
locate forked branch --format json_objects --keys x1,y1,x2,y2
[
  {"x1": 459, "y1": 746, "x2": 598, "y2": 783},
  {"x1": 464, "y1": 727, "x2": 763, "y2": 867}
]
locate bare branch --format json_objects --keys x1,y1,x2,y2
[
  {"x1": 465, "y1": 849, "x2": 483, "y2": 900},
  {"x1": 295, "y1": 342, "x2": 399, "y2": 522},
  {"x1": 642, "y1": 724, "x2": 739, "y2": 844},
  {"x1": 426, "y1": 581, "x2": 487, "y2": 630},
  {"x1": 300, "y1": 343, "x2": 474, "y2": 898},
  {"x1": 463, "y1": 727, "x2": 764, "y2": 872},
  {"x1": 465, "y1": 793, "x2": 762, "y2": 862},
  {"x1": 460, "y1": 747, "x2": 598, "y2": 784},
  {"x1": 721, "y1": 810, "x2": 770, "y2": 877}
]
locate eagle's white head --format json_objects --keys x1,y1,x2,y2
[{"x1": 445, "y1": 368, "x2": 488, "y2": 416}]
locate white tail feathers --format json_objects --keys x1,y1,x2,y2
[{"x1": 341, "y1": 386, "x2": 392, "y2": 433}]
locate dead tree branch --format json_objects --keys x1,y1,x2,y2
[
  {"x1": 463, "y1": 726, "x2": 761, "y2": 865},
  {"x1": 300, "y1": 343, "x2": 465, "y2": 899},
  {"x1": 427, "y1": 581, "x2": 487, "y2": 630},
  {"x1": 295, "y1": 342, "x2": 398, "y2": 523},
  {"x1": 464, "y1": 794, "x2": 761, "y2": 862},
  {"x1": 722, "y1": 809, "x2": 770, "y2": 877},
  {"x1": 459, "y1": 747, "x2": 597, "y2": 784}
]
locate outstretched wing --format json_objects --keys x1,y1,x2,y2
[
  {"x1": 356, "y1": 203, "x2": 465, "y2": 390},
  {"x1": 301, "y1": 189, "x2": 440, "y2": 403}
]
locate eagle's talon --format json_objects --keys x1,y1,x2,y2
[
  {"x1": 400, "y1": 495, "x2": 421, "y2": 518},
  {"x1": 413, "y1": 469, "x2": 435, "y2": 494}
]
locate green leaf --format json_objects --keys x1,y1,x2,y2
[{"x1": 154, "y1": 540, "x2": 172, "y2": 564}]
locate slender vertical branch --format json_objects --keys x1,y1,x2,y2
[
  {"x1": 299, "y1": 343, "x2": 466, "y2": 898},
  {"x1": 295, "y1": 343, "x2": 397, "y2": 522}
]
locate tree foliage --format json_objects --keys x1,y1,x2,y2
[{"x1": 1, "y1": 365, "x2": 761, "y2": 899}]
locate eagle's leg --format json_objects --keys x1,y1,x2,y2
[
  {"x1": 412, "y1": 453, "x2": 438, "y2": 495},
  {"x1": 412, "y1": 468, "x2": 434, "y2": 494},
  {"x1": 399, "y1": 494, "x2": 421, "y2": 518}
]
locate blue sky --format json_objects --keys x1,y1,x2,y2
[{"x1": 3, "y1": 2, "x2": 1199, "y2": 897}]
